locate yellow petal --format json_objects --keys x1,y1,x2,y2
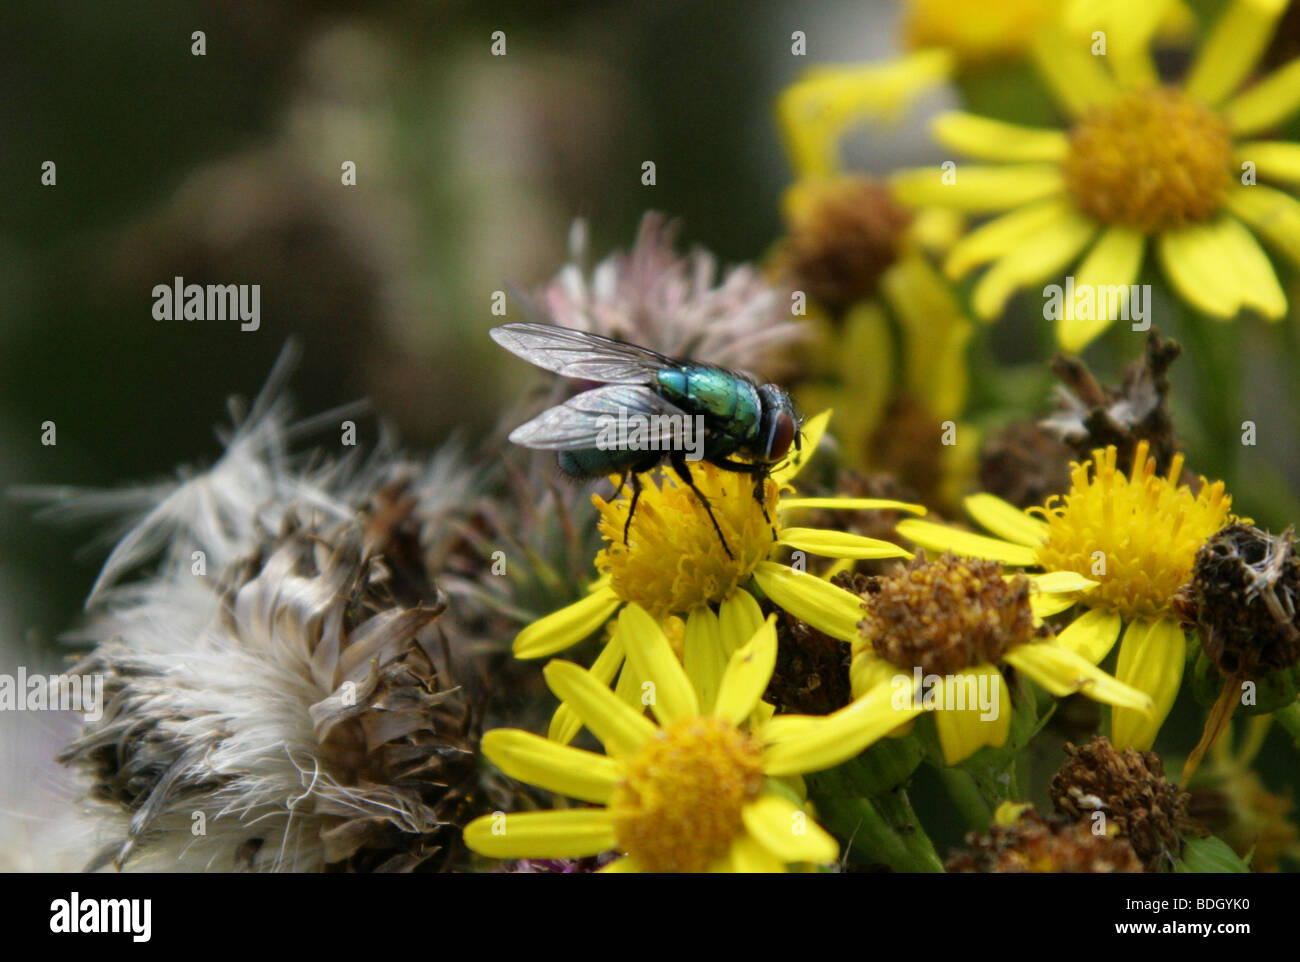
[
  {"x1": 741, "y1": 793, "x2": 839, "y2": 864},
  {"x1": 481, "y1": 730, "x2": 620, "y2": 804},
  {"x1": 1029, "y1": 591, "x2": 1080, "y2": 618},
  {"x1": 463, "y1": 809, "x2": 616, "y2": 860},
  {"x1": 513, "y1": 587, "x2": 621, "y2": 659},
  {"x1": 1223, "y1": 182, "x2": 1300, "y2": 269},
  {"x1": 1052, "y1": 608, "x2": 1123, "y2": 665},
  {"x1": 930, "y1": 666, "x2": 1011, "y2": 765},
  {"x1": 778, "y1": 527, "x2": 913, "y2": 560},
  {"x1": 719, "y1": 590, "x2": 765, "y2": 654},
  {"x1": 849, "y1": 650, "x2": 905, "y2": 700},
  {"x1": 1029, "y1": 24, "x2": 1120, "y2": 116},
  {"x1": 1003, "y1": 641, "x2": 1152, "y2": 712},
  {"x1": 1235, "y1": 140, "x2": 1300, "y2": 185},
  {"x1": 683, "y1": 606, "x2": 727, "y2": 714},
  {"x1": 1186, "y1": 0, "x2": 1291, "y2": 108},
  {"x1": 1213, "y1": 216, "x2": 1288, "y2": 318},
  {"x1": 776, "y1": 50, "x2": 954, "y2": 178},
  {"x1": 1057, "y1": 225, "x2": 1146, "y2": 352},
  {"x1": 617, "y1": 603, "x2": 698, "y2": 724},
  {"x1": 752, "y1": 560, "x2": 864, "y2": 642},
  {"x1": 548, "y1": 628, "x2": 627, "y2": 744},
  {"x1": 762, "y1": 679, "x2": 923, "y2": 775},
  {"x1": 1223, "y1": 57, "x2": 1300, "y2": 136},
  {"x1": 963, "y1": 493, "x2": 1049, "y2": 547},
  {"x1": 714, "y1": 616, "x2": 779, "y2": 725},
  {"x1": 721, "y1": 832, "x2": 788, "y2": 873},
  {"x1": 972, "y1": 210, "x2": 1098, "y2": 320},
  {"x1": 1111, "y1": 618, "x2": 1186, "y2": 750},
  {"x1": 890, "y1": 165, "x2": 1065, "y2": 213},
  {"x1": 944, "y1": 199, "x2": 1073, "y2": 280},
  {"x1": 543, "y1": 660, "x2": 657, "y2": 757},
  {"x1": 1026, "y1": 570, "x2": 1099, "y2": 595},
  {"x1": 932, "y1": 111, "x2": 1069, "y2": 162},
  {"x1": 597, "y1": 856, "x2": 641, "y2": 873},
  {"x1": 778, "y1": 497, "x2": 926, "y2": 515},
  {"x1": 882, "y1": 251, "x2": 974, "y2": 418},
  {"x1": 1157, "y1": 216, "x2": 1287, "y2": 319},
  {"x1": 895, "y1": 519, "x2": 1040, "y2": 566}
]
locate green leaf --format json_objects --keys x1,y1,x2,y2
[{"x1": 1174, "y1": 836, "x2": 1251, "y2": 873}]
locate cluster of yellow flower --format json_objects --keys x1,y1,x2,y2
[{"x1": 464, "y1": 0, "x2": 1300, "y2": 874}]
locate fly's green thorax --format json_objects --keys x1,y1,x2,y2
[{"x1": 657, "y1": 366, "x2": 762, "y2": 455}]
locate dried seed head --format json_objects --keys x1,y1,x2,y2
[
  {"x1": 764, "y1": 608, "x2": 854, "y2": 716},
  {"x1": 1175, "y1": 524, "x2": 1300, "y2": 679},
  {"x1": 48, "y1": 387, "x2": 505, "y2": 871},
  {"x1": 1050, "y1": 736, "x2": 1202, "y2": 871},
  {"x1": 1040, "y1": 331, "x2": 1185, "y2": 480},
  {"x1": 946, "y1": 804, "x2": 1144, "y2": 873},
  {"x1": 778, "y1": 176, "x2": 912, "y2": 317},
  {"x1": 857, "y1": 553, "x2": 1040, "y2": 676},
  {"x1": 978, "y1": 420, "x2": 1076, "y2": 509},
  {"x1": 61, "y1": 503, "x2": 493, "y2": 872}
]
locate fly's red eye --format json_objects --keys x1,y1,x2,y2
[{"x1": 766, "y1": 411, "x2": 795, "y2": 461}]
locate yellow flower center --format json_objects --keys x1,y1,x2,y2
[
  {"x1": 609, "y1": 716, "x2": 765, "y2": 872},
  {"x1": 856, "y1": 553, "x2": 1038, "y2": 675},
  {"x1": 1063, "y1": 88, "x2": 1232, "y2": 234},
  {"x1": 1032, "y1": 441, "x2": 1236, "y2": 620},
  {"x1": 594, "y1": 462, "x2": 779, "y2": 618}
]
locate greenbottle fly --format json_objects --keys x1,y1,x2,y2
[{"x1": 490, "y1": 322, "x2": 802, "y2": 558}]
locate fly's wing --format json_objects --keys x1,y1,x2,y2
[
  {"x1": 508, "y1": 384, "x2": 693, "y2": 451},
  {"x1": 490, "y1": 322, "x2": 673, "y2": 384}
]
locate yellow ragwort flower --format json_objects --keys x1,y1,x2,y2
[
  {"x1": 892, "y1": 0, "x2": 1300, "y2": 350},
  {"x1": 509, "y1": 412, "x2": 924, "y2": 741},
  {"x1": 465, "y1": 602, "x2": 911, "y2": 872},
  {"x1": 896, "y1": 440, "x2": 1239, "y2": 750},
  {"x1": 847, "y1": 553, "x2": 1151, "y2": 765}
]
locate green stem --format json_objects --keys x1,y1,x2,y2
[
  {"x1": 1177, "y1": 312, "x2": 1243, "y2": 489},
  {"x1": 1274, "y1": 700, "x2": 1300, "y2": 749},
  {"x1": 939, "y1": 766, "x2": 993, "y2": 832},
  {"x1": 816, "y1": 791, "x2": 944, "y2": 873}
]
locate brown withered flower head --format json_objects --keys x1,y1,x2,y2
[
  {"x1": 1174, "y1": 523, "x2": 1300, "y2": 680},
  {"x1": 858, "y1": 553, "x2": 1043, "y2": 677},
  {"x1": 776, "y1": 175, "x2": 913, "y2": 318},
  {"x1": 764, "y1": 607, "x2": 855, "y2": 716},
  {"x1": 980, "y1": 331, "x2": 1185, "y2": 509},
  {"x1": 1041, "y1": 330, "x2": 1184, "y2": 477},
  {"x1": 947, "y1": 805, "x2": 1144, "y2": 873},
  {"x1": 1050, "y1": 736, "x2": 1203, "y2": 871}
]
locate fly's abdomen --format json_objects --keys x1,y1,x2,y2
[
  {"x1": 657, "y1": 366, "x2": 761, "y2": 450},
  {"x1": 557, "y1": 448, "x2": 636, "y2": 479}
]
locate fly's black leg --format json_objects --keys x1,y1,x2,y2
[
  {"x1": 622, "y1": 455, "x2": 659, "y2": 548},
  {"x1": 623, "y1": 473, "x2": 642, "y2": 547},
  {"x1": 671, "y1": 453, "x2": 734, "y2": 559},
  {"x1": 714, "y1": 457, "x2": 776, "y2": 537}
]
